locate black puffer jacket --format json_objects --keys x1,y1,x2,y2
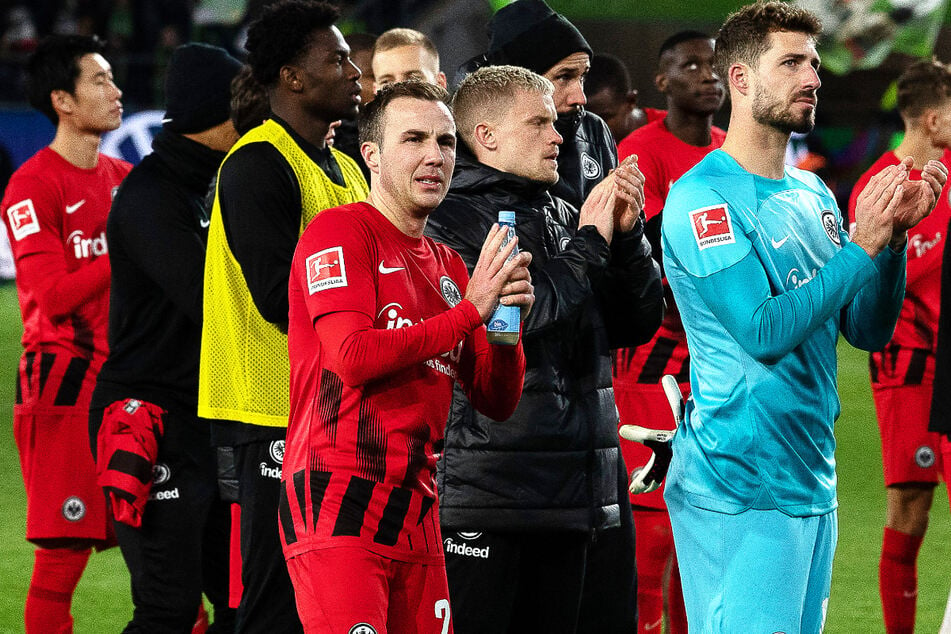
[{"x1": 425, "y1": 148, "x2": 664, "y2": 533}]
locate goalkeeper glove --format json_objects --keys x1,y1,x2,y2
[{"x1": 618, "y1": 374, "x2": 683, "y2": 494}]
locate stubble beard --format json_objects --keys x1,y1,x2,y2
[{"x1": 751, "y1": 83, "x2": 815, "y2": 135}]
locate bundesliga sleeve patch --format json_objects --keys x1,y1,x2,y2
[
  {"x1": 7, "y1": 199, "x2": 40, "y2": 241},
  {"x1": 306, "y1": 246, "x2": 347, "y2": 294},
  {"x1": 689, "y1": 204, "x2": 735, "y2": 250}
]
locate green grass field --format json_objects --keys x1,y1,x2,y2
[{"x1": 0, "y1": 283, "x2": 948, "y2": 632}]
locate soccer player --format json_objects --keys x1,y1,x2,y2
[
  {"x1": 661, "y1": 3, "x2": 947, "y2": 631},
  {"x1": 280, "y1": 79, "x2": 534, "y2": 633},
  {"x1": 460, "y1": 5, "x2": 644, "y2": 623},
  {"x1": 198, "y1": 1, "x2": 368, "y2": 631},
  {"x1": 0, "y1": 34, "x2": 130, "y2": 633},
  {"x1": 849, "y1": 59, "x2": 951, "y2": 634},
  {"x1": 372, "y1": 28, "x2": 447, "y2": 90},
  {"x1": 611, "y1": 30, "x2": 725, "y2": 634},
  {"x1": 586, "y1": 53, "x2": 664, "y2": 145},
  {"x1": 425, "y1": 65, "x2": 663, "y2": 633},
  {"x1": 88, "y1": 42, "x2": 242, "y2": 632}
]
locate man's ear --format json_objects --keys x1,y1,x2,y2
[
  {"x1": 654, "y1": 72, "x2": 667, "y2": 94},
  {"x1": 51, "y1": 89, "x2": 74, "y2": 117},
  {"x1": 437, "y1": 71, "x2": 448, "y2": 89},
  {"x1": 923, "y1": 108, "x2": 941, "y2": 136},
  {"x1": 280, "y1": 65, "x2": 303, "y2": 93},
  {"x1": 361, "y1": 140, "x2": 381, "y2": 174},
  {"x1": 473, "y1": 122, "x2": 497, "y2": 151},
  {"x1": 729, "y1": 63, "x2": 749, "y2": 96}
]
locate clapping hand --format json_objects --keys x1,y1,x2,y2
[
  {"x1": 890, "y1": 156, "x2": 947, "y2": 248},
  {"x1": 612, "y1": 155, "x2": 645, "y2": 233},
  {"x1": 579, "y1": 155, "x2": 645, "y2": 244}
]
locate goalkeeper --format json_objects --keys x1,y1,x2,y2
[{"x1": 659, "y1": 2, "x2": 947, "y2": 631}]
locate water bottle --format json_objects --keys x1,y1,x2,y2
[{"x1": 486, "y1": 211, "x2": 520, "y2": 346}]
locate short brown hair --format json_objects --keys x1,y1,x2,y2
[
  {"x1": 358, "y1": 80, "x2": 451, "y2": 147},
  {"x1": 451, "y1": 65, "x2": 553, "y2": 151},
  {"x1": 896, "y1": 58, "x2": 951, "y2": 119},
  {"x1": 373, "y1": 28, "x2": 440, "y2": 62},
  {"x1": 714, "y1": 1, "x2": 822, "y2": 81}
]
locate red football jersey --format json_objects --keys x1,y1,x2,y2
[
  {"x1": 613, "y1": 119, "x2": 724, "y2": 509},
  {"x1": 618, "y1": 118, "x2": 726, "y2": 223},
  {"x1": 2, "y1": 147, "x2": 130, "y2": 408},
  {"x1": 642, "y1": 107, "x2": 667, "y2": 128},
  {"x1": 848, "y1": 149, "x2": 951, "y2": 387},
  {"x1": 613, "y1": 119, "x2": 725, "y2": 387},
  {"x1": 282, "y1": 202, "x2": 524, "y2": 564}
]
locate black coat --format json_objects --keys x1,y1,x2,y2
[
  {"x1": 425, "y1": 149, "x2": 664, "y2": 533},
  {"x1": 92, "y1": 129, "x2": 224, "y2": 414},
  {"x1": 551, "y1": 110, "x2": 617, "y2": 209}
]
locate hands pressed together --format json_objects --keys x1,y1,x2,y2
[
  {"x1": 579, "y1": 154, "x2": 646, "y2": 245},
  {"x1": 852, "y1": 156, "x2": 948, "y2": 258},
  {"x1": 465, "y1": 223, "x2": 535, "y2": 325}
]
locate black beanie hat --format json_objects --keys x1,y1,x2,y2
[
  {"x1": 163, "y1": 43, "x2": 243, "y2": 134},
  {"x1": 485, "y1": 0, "x2": 592, "y2": 75}
]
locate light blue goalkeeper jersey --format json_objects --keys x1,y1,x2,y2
[{"x1": 661, "y1": 149, "x2": 905, "y2": 517}]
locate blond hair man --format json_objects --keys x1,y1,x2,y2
[{"x1": 372, "y1": 27, "x2": 447, "y2": 90}]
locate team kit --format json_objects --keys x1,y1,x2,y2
[{"x1": 4, "y1": 0, "x2": 951, "y2": 632}]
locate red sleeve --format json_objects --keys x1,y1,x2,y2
[
  {"x1": 314, "y1": 301, "x2": 483, "y2": 387},
  {"x1": 3, "y1": 174, "x2": 110, "y2": 322},
  {"x1": 296, "y1": 207, "x2": 485, "y2": 386},
  {"x1": 450, "y1": 253, "x2": 525, "y2": 420},
  {"x1": 456, "y1": 325, "x2": 526, "y2": 421}
]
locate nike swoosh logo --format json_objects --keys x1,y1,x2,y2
[
  {"x1": 200, "y1": 219, "x2": 210, "y2": 228},
  {"x1": 771, "y1": 235, "x2": 789, "y2": 248},
  {"x1": 903, "y1": 590, "x2": 918, "y2": 598},
  {"x1": 644, "y1": 619, "x2": 663, "y2": 631},
  {"x1": 66, "y1": 200, "x2": 85, "y2": 214},
  {"x1": 378, "y1": 261, "x2": 405, "y2": 274}
]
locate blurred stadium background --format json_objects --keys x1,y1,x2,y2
[{"x1": 0, "y1": 0, "x2": 950, "y2": 631}]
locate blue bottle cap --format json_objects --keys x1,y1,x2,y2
[{"x1": 498, "y1": 210, "x2": 515, "y2": 224}]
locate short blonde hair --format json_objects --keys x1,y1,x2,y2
[
  {"x1": 451, "y1": 65, "x2": 553, "y2": 150},
  {"x1": 374, "y1": 28, "x2": 440, "y2": 62}
]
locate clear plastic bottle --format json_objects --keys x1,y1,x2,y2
[{"x1": 486, "y1": 211, "x2": 520, "y2": 345}]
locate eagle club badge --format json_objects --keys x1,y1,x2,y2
[
  {"x1": 821, "y1": 210, "x2": 841, "y2": 245},
  {"x1": 689, "y1": 204, "x2": 735, "y2": 250},
  {"x1": 62, "y1": 496, "x2": 86, "y2": 522},
  {"x1": 440, "y1": 276, "x2": 462, "y2": 307},
  {"x1": 581, "y1": 152, "x2": 601, "y2": 180}
]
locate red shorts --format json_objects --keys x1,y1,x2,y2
[
  {"x1": 872, "y1": 384, "x2": 944, "y2": 486},
  {"x1": 614, "y1": 381, "x2": 686, "y2": 510},
  {"x1": 286, "y1": 547, "x2": 452, "y2": 634},
  {"x1": 14, "y1": 406, "x2": 113, "y2": 544}
]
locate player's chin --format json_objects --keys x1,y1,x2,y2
[
  {"x1": 414, "y1": 192, "x2": 446, "y2": 212},
  {"x1": 102, "y1": 115, "x2": 123, "y2": 131}
]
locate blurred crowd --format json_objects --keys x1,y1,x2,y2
[{"x1": 0, "y1": 0, "x2": 439, "y2": 106}]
